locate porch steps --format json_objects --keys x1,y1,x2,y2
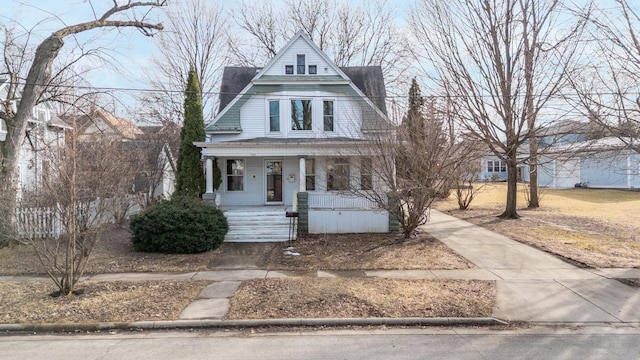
[{"x1": 223, "y1": 208, "x2": 292, "y2": 242}]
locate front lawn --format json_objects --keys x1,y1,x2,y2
[
  {"x1": 265, "y1": 233, "x2": 474, "y2": 270},
  {"x1": 228, "y1": 278, "x2": 495, "y2": 319},
  {"x1": 435, "y1": 184, "x2": 640, "y2": 268}
]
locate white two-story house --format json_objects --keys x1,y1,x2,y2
[
  {"x1": 196, "y1": 32, "x2": 396, "y2": 240},
  {"x1": 0, "y1": 78, "x2": 71, "y2": 200}
]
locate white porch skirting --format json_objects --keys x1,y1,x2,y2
[{"x1": 307, "y1": 193, "x2": 389, "y2": 233}]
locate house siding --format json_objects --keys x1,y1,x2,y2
[
  {"x1": 264, "y1": 37, "x2": 339, "y2": 77},
  {"x1": 210, "y1": 83, "x2": 380, "y2": 133},
  {"x1": 581, "y1": 152, "x2": 640, "y2": 188},
  {"x1": 216, "y1": 156, "x2": 302, "y2": 206}
]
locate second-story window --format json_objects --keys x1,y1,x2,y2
[
  {"x1": 297, "y1": 54, "x2": 305, "y2": 74},
  {"x1": 291, "y1": 99, "x2": 312, "y2": 130},
  {"x1": 269, "y1": 100, "x2": 280, "y2": 132},
  {"x1": 323, "y1": 100, "x2": 334, "y2": 131}
]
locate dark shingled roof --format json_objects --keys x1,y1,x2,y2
[
  {"x1": 216, "y1": 66, "x2": 387, "y2": 115},
  {"x1": 218, "y1": 67, "x2": 261, "y2": 114},
  {"x1": 340, "y1": 66, "x2": 387, "y2": 115}
]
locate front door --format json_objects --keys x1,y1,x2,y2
[{"x1": 265, "y1": 160, "x2": 283, "y2": 203}]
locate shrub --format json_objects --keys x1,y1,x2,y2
[{"x1": 130, "y1": 196, "x2": 228, "y2": 254}]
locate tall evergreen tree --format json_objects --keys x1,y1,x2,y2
[{"x1": 175, "y1": 68, "x2": 206, "y2": 197}]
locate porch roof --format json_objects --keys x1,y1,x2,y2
[{"x1": 194, "y1": 137, "x2": 371, "y2": 157}]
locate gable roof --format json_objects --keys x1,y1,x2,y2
[
  {"x1": 68, "y1": 109, "x2": 144, "y2": 140},
  {"x1": 216, "y1": 66, "x2": 388, "y2": 117},
  {"x1": 218, "y1": 67, "x2": 261, "y2": 114}
]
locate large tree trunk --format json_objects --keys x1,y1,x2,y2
[{"x1": 499, "y1": 156, "x2": 520, "y2": 219}]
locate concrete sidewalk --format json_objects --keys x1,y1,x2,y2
[{"x1": 420, "y1": 210, "x2": 640, "y2": 323}]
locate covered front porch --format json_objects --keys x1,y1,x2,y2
[{"x1": 195, "y1": 138, "x2": 394, "y2": 236}]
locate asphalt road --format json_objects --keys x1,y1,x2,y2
[{"x1": 2, "y1": 327, "x2": 639, "y2": 360}]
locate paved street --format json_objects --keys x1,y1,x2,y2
[{"x1": 2, "y1": 327, "x2": 640, "y2": 360}]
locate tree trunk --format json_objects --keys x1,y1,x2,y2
[
  {"x1": 528, "y1": 138, "x2": 540, "y2": 208},
  {"x1": 499, "y1": 156, "x2": 520, "y2": 219}
]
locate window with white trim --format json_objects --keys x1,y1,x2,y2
[
  {"x1": 226, "y1": 159, "x2": 244, "y2": 191},
  {"x1": 269, "y1": 100, "x2": 280, "y2": 132},
  {"x1": 360, "y1": 158, "x2": 373, "y2": 190},
  {"x1": 323, "y1": 100, "x2": 334, "y2": 131},
  {"x1": 487, "y1": 160, "x2": 506, "y2": 172},
  {"x1": 291, "y1": 99, "x2": 312, "y2": 130},
  {"x1": 305, "y1": 159, "x2": 316, "y2": 191},
  {"x1": 327, "y1": 158, "x2": 350, "y2": 191},
  {"x1": 297, "y1": 55, "x2": 305, "y2": 74},
  {"x1": 308, "y1": 65, "x2": 317, "y2": 74}
]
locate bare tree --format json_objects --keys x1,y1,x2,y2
[
  {"x1": 229, "y1": 0, "x2": 410, "y2": 94},
  {"x1": 410, "y1": 0, "x2": 586, "y2": 218},
  {"x1": 0, "y1": 1, "x2": 165, "y2": 236},
  {"x1": 570, "y1": 0, "x2": 640, "y2": 153},
  {"x1": 139, "y1": 0, "x2": 227, "y2": 124},
  {"x1": 348, "y1": 81, "x2": 472, "y2": 238},
  {"x1": 16, "y1": 128, "x2": 125, "y2": 295}
]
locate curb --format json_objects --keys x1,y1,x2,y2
[{"x1": 0, "y1": 317, "x2": 507, "y2": 333}]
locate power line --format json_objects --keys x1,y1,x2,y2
[{"x1": 3, "y1": 80, "x2": 640, "y2": 100}]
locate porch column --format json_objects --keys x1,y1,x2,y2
[
  {"x1": 299, "y1": 156, "x2": 306, "y2": 192},
  {"x1": 205, "y1": 157, "x2": 214, "y2": 194}
]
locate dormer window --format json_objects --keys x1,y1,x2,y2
[
  {"x1": 308, "y1": 65, "x2": 317, "y2": 74},
  {"x1": 297, "y1": 55, "x2": 305, "y2": 74},
  {"x1": 285, "y1": 65, "x2": 294, "y2": 74}
]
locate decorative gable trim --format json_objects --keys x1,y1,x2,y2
[{"x1": 253, "y1": 31, "x2": 350, "y2": 82}]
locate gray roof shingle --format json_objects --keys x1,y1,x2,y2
[{"x1": 216, "y1": 66, "x2": 387, "y2": 116}]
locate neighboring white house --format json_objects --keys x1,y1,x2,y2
[
  {"x1": 538, "y1": 137, "x2": 640, "y2": 189},
  {"x1": 0, "y1": 78, "x2": 71, "y2": 199},
  {"x1": 195, "y1": 31, "x2": 395, "y2": 240}
]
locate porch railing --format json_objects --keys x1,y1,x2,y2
[{"x1": 307, "y1": 192, "x2": 383, "y2": 209}]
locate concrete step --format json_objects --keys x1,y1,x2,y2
[
  {"x1": 223, "y1": 209, "x2": 295, "y2": 243},
  {"x1": 225, "y1": 232, "x2": 291, "y2": 240}
]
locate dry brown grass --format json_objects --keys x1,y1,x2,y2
[
  {"x1": 0, "y1": 280, "x2": 208, "y2": 324},
  {"x1": 227, "y1": 278, "x2": 495, "y2": 319},
  {"x1": 266, "y1": 233, "x2": 474, "y2": 270},
  {"x1": 435, "y1": 183, "x2": 640, "y2": 268},
  {"x1": 0, "y1": 224, "x2": 217, "y2": 275}
]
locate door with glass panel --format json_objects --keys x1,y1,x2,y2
[{"x1": 265, "y1": 160, "x2": 283, "y2": 203}]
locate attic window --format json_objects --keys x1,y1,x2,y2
[
  {"x1": 285, "y1": 65, "x2": 294, "y2": 74},
  {"x1": 308, "y1": 65, "x2": 317, "y2": 74},
  {"x1": 297, "y1": 55, "x2": 305, "y2": 74}
]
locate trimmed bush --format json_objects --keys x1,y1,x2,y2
[{"x1": 130, "y1": 196, "x2": 228, "y2": 254}]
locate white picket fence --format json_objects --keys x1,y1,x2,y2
[{"x1": 15, "y1": 205, "x2": 64, "y2": 239}]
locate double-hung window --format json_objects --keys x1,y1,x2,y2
[
  {"x1": 291, "y1": 99, "x2": 312, "y2": 130},
  {"x1": 323, "y1": 100, "x2": 334, "y2": 131},
  {"x1": 226, "y1": 159, "x2": 244, "y2": 191},
  {"x1": 360, "y1": 158, "x2": 373, "y2": 190},
  {"x1": 327, "y1": 158, "x2": 350, "y2": 191},
  {"x1": 297, "y1": 55, "x2": 305, "y2": 74},
  {"x1": 305, "y1": 159, "x2": 316, "y2": 191},
  {"x1": 269, "y1": 100, "x2": 280, "y2": 132}
]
